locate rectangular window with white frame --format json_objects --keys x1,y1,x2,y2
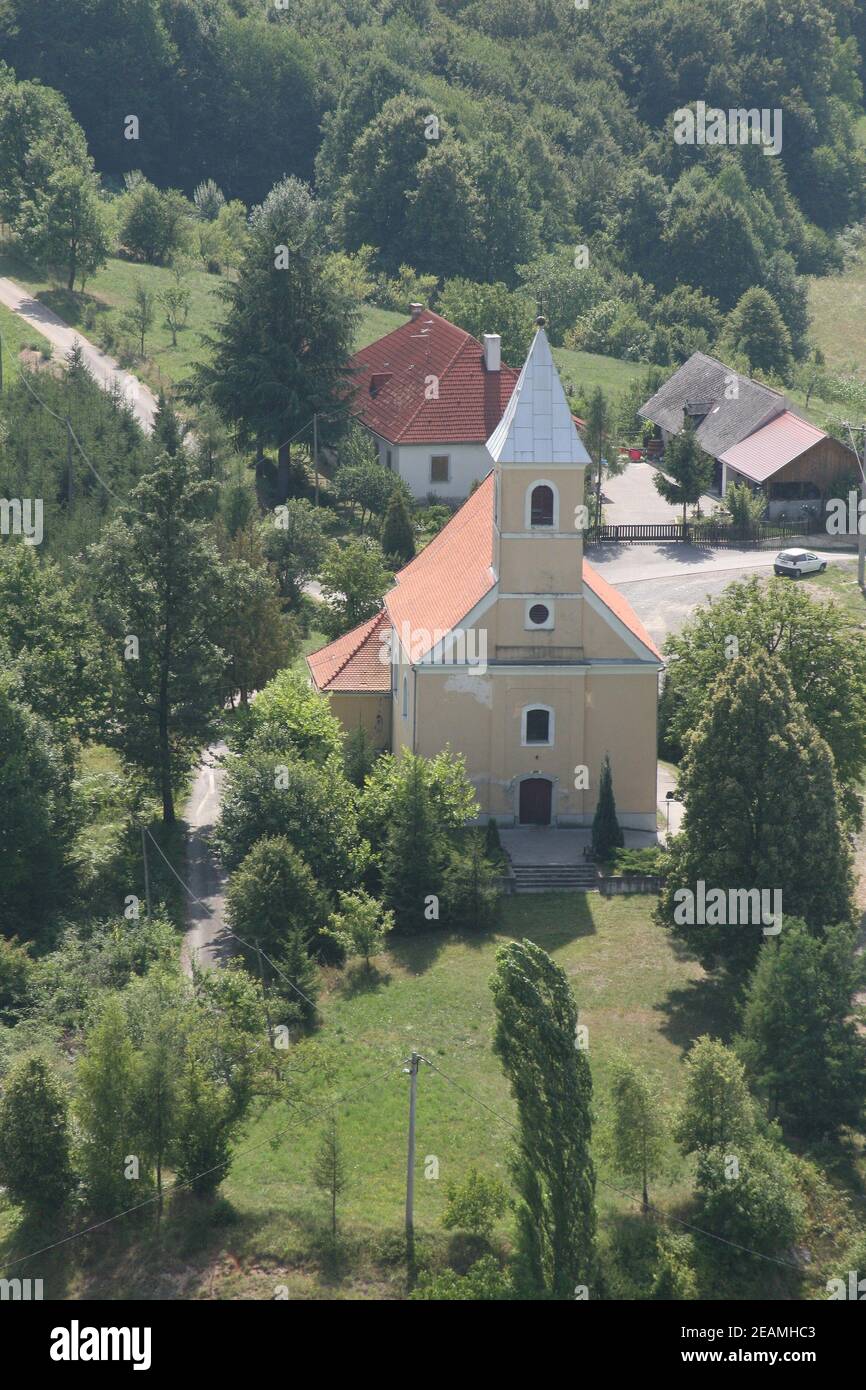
[{"x1": 430, "y1": 455, "x2": 450, "y2": 484}]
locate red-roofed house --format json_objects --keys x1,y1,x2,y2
[
  {"x1": 310, "y1": 326, "x2": 661, "y2": 830},
  {"x1": 348, "y1": 305, "x2": 520, "y2": 500}
]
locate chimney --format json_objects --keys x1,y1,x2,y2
[
  {"x1": 409, "y1": 302, "x2": 423, "y2": 320},
  {"x1": 483, "y1": 333, "x2": 501, "y2": 373}
]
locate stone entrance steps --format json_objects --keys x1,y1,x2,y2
[{"x1": 510, "y1": 863, "x2": 598, "y2": 893}]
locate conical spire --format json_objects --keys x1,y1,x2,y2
[{"x1": 486, "y1": 326, "x2": 591, "y2": 466}]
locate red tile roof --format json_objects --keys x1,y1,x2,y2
[
  {"x1": 385, "y1": 472, "x2": 497, "y2": 660},
  {"x1": 582, "y1": 559, "x2": 662, "y2": 660},
  {"x1": 349, "y1": 310, "x2": 520, "y2": 445},
  {"x1": 308, "y1": 472, "x2": 661, "y2": 680},
  {"x1": 307, "y1": 609, "x2": 390, "y2": 693},
  {"x1": 719, "y1": 410, "x2": 826, "y2": 483}
]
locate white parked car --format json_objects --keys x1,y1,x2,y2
[{"x1": 773, "y1": 549, "x2": 827, "y2": 578}]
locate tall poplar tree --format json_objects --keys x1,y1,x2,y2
[{"x1": 490, "y1": 939, "x2": 595, "y2": 1298}]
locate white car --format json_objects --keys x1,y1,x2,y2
[{"x1": 773, "y1": 549, "x2": 827, "y2": 578}]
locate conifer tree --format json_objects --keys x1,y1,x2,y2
[
  {"x1": 380, "y1": 754, "x2": 446, "y2": 932},
  {"x1": 380, "y1": 488, "x2": 415, "y2": 564},
  {"x1": 592, "y1": 752, "x2": 624, "y2": 861},
  {"x1": 653, "y1": 419, "x2": 714, "y2": 525},
  {"x1": 313, "y1": 1115, "x2": 348, "y2": 1241},
  {"x1": 738, "y1": 919, "x2": 866, "y2": 1137},
  {"x1": 0, "y1": 1054, "x2": 75, "y2": 1217},
  {"x1": 88, "y1": 448, "x2": 226, "y2": 821}
]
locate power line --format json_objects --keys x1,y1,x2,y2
[
  {"x1": 423, "y1": 1059, "x2": 826, "y2": 1284},
  {"x1": 16, "y1": 356, "x2": 130, "y2": 505},
  {"x1": 0, "y1": 1063, "x2": 403, "y2": 1278}
]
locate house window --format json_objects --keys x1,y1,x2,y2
[
  {"x1": 430, "y1": 455, "x2": 450, "y2": 484},
  {"x1": 528, "y1": 603, "x2": 550, "y2": 626},
  {"x1": 402, "y1": 674, "x2": 409, "y2": 719},
  {"x1": 529, "y1": 483, "x2": 555, "y2": 527},
  {"x1": 386, "y1": 449, "x2": 393, "y2": 471},
  {"x1": 522, "y1": 704, "x2": 554, "y2": 746}
]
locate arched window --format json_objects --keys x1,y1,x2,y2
[
  {"x1": 402, "y1": 674, "x2": 409, "y2": 719},
  {"x1": 525, "y1": 483, "x2": 558, "y2": 525},
  {"x1": 521, "y1": 704, "x2": 554, "y2": 746}
]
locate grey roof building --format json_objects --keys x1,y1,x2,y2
[{"x1": 639, "y1": 352, "x2": 787, "y2": 461}]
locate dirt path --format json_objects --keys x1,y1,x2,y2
[{"x1": 0, "y1": 275, "x2": 158, "y2": 432}]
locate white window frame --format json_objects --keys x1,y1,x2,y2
[
  {"x1": 525, "y1": 598, "x2": 555, "y2": 631},
  {"x1": 525, "y1": 479, "x2": 559, "y2": 529},
  {"x1": 521, "y1": 703, "x2": 555, "y2": 747},
  {"x1": 429, "y1": 453, "x2": 451, "y2": 484}
]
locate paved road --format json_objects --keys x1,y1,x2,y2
[
  {"x1": 181, "y1": 742, "x2": 234, "y2": 974},
  {"x1": 0, "y1": 275, "x2": 158, "y2": 432},
  {"x1": 588, "y1": 541, "x2": 842, "y2": 649}
]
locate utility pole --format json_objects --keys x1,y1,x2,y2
[
  {"x1": 141, "y1": 826, "x2": 152, "y2": 918},
  {"x1": 843, "y1": 422, "x2": 866, "y2": 591},
  {"x1": 0, "y1": 329, "x2": 4, "y2": 393},
  {"x1": 256, "y1": 945, "x2": 275, "y2": 1049},
  {"x1": 313, "y1": 412, "x2": 320, "y2": 508},
  {"x1": 404, "y1": 1051, "x2": 421, "y2": 1273},
  {"x1": 65, "y1": 416, "x2": 74, "y2": 506}
]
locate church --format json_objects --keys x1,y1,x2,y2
[{"x1": 308, "y1": 324, "x2": 661, "y2": 830}]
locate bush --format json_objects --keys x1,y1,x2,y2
[
  {"x1": 484, "y1": 817, "x2": 508, "y2": 869},
  {"x1": 442, "y1": 1168, "x2": 510, "y2": 1238},
  {"x1": 0, "y1": 1054, "x2": 76, "y2": 1216},
  {"x1": 695, "y1": 1140, "x2": 805, "y2": 1265},
  {"x1": 239, "y1": 668, "x2": 344, "y2": 765},
  {"x1": 410, "y1": 1255, "x2": 512, "y2": 1301},
  {"x1": 225, "y1": 836, "x2": 330, "y2": 957},
  {"x1": 381, "y1": 488, "x2": 416, "y2": 564},
  {"x1": 119, "y1": 181, "x2": 193, "y2": 265},
  {"x1": 611, "y1": 847, "x2": 666, "y2": 876},
  {"x1": 215, "y1": 749, "x2": 368, "y2": 894}
]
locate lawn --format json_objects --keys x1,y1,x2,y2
[
  {"x1": 0, "y1": 246, "x2": 224, "y2": 398},
  {"x1": 551, "y1": 343, "x2": 650, "y2": 402},
  {"x1": 807, "y1": 243, "x2": 866, "y2": 379},
  {"x1": 2, "y1": 892, "x2": 718, "y2": 1299},
  {"x1": 805, "y1": 557, "x2": 866, "y2": 625},
  {"x1": 0, "y1": 299, "x2": 45, "y2": 388}
]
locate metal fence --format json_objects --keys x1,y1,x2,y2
[{"x1": 586, "y1": 522, "x2": 806, "y2": 548}]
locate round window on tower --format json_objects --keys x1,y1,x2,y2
[{"x1": 528, "y1": 603, "x2": 550, "y2": 626}]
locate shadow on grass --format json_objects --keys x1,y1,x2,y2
[
  {"x1": 655, "y1": 973, "x2": 740, "y2": 1053},
  {"x1": 335, "y1": 962, "x2": 393, "y2": 998},
  {"x1": 38, "y1": 287, "x2": 108, "y2": 328},
  {"x1": 387, "y1": 928, "x2": 451, "y2": 975},
  {"x1": 497, "y1": 891, "x2": 597, "y2": 949}
]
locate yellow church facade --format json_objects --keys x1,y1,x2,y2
[{"x1": 309, "y1": 326, "x2": 661, "y2": 830}]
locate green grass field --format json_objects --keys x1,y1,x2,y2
[
  {"x1": 805, "y1": 557, "x2": 866, "y2": 624},
  {"x1": 0, "y1": 892, "x2": 725, "y2": 1299},
  {"x1": 807, "y1": 245, "x2": 866, "y2": 379},
  {"x1": 0, "y1": 247, "x2": 224, "y2": 398},
  {"x1": 0, "y1": 247, "x2": 651, "y2": 418},
  {"x1": 0, "y1": 299, "x2": 46, "y2": 387}
]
